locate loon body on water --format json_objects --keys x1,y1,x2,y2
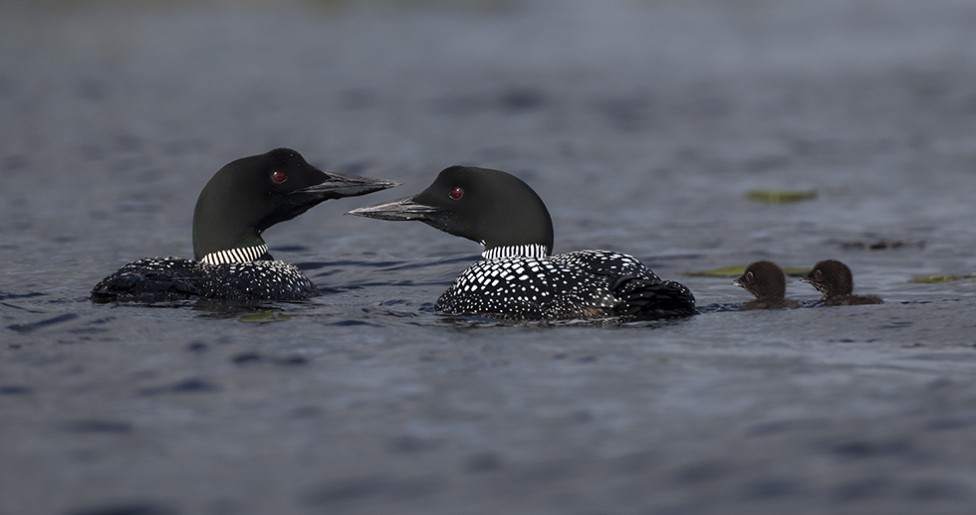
[
  {"x1": 803, "y1": 259, "x2": 883, "y2": 306},
  {"x1": 732, "y1": 260, "x2": 799, "y2": 310},
  {"x1": 348, "y1": 166, "x2": 696, "y2": 321},
  {"x1": 91, "y1": 148, "x2": 397, "y2": 303}
]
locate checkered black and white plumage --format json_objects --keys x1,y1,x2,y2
[
  {"x1": 435, "y1": 246, "x2": 696, "y2": 320},
  {"x1": 91, "y1": 253, "x2": 317, "y2": 303},
  {"x1": 198, "y1": 258, "x2": 317, "y2": 301}
]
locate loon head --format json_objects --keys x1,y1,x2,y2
[
  {"x1": 347, "y1": 165, "x2": 554, "y2": 254},
  {"x1": 803, "y1": 259, "x2": 854, "y2": 298},
  {"x1": 192, "y1": 148, "x2": 398, "y2": 261},
  {"x1": 733, "y1": 260, "x2": 787, "y2": 301}
]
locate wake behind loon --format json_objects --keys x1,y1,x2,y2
[
  {"x1": 91, "y1": 148, "x2": 397, "y2": 303},
  {"x1": 349, "y1": 166, "x2": 696, "y2": 321}
]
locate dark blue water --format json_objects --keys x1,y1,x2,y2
[{"x1": 2, "y1": 1, "x2": 975, "y2": 514}]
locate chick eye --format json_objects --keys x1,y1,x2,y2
[
  {"x1": 746, "y1": 271, "x2": 754, "y2": 280},
  {"x1": 449, "y1": 186, "x2": 464, "y2": 201},
  {"x1": 271, "y1": 170, "x2": 287, "y2": 184}
]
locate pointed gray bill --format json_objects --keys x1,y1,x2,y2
[
  {"x1": 346, "y1": 197, "x2": 443, "y2": 221},
  {"x1": 296, "y1": 172, "x2": 400, "y2": 199}
]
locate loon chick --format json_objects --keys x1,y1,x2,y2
[
  {"x1": 803, "y1": 259, "x2": 883, "y2": 306},
  {"x1": 732, "y1": 260, "x2": 799, "y2": 310},
  {"x1": 92, "y1": 148, "x2": 397, "y2": 303},
  {"x1": 348, "y1": 166, "x2": 696, "y2": 321}
]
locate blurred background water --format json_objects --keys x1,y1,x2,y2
[{"x1": 1, "y1": 1, "x2": 975, "y2": 514}]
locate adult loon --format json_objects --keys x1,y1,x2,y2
[
  {"x1": 803, "y1": 259, "x2": 883, "y2": 306},
  {"x1": 91, "y1": 148, "x2": 397, "y2": 303},
  {"x1": 732, "y1": 260, "x2": 799, "y2": 310},
  {"x1": 348, "y1": 165, "x2": 696, "y2": 321}
]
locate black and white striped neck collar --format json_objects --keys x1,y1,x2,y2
[
  {"x1": 200, "y1": 244, "x2": 270, "y2": 265},
  {"x1": 481, "y1": 244, "x2": 550, "y2": 260}
]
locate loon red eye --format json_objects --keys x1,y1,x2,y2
[
  {"x1": 271, "y1": 170, "x2": 287, "y2": 184},
  {"x1": 449, "y1": 186, "x2": 464, "y2": 201}
]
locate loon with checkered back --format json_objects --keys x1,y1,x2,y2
[
  {"x1": 348, "y1": 166, "x2": 697, "y2": 320},
  {"x1": 91, "y1": 148, "x2": 397, "y2": 303}
]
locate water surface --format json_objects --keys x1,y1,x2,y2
[{"x1": 2, "y1": 1, "x2": 975, "y2": 514}]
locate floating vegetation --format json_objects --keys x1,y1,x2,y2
[
  {"x1": 687, "y1": 265, "x2": 746, "y2": 278},
  {"x1": 687, "y1": 265, "x2": 810, "y2": 278},
  {"x1": 910, "y1": 273, "x2": 975, "y2": 284},
  {"x1": 745, "y1": 189, "x2": 817, "y2": 203},
  {"x1": 840, "y1": 239, "x2": 925, "y2": 250}
]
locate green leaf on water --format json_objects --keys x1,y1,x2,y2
[
  {"x1": 746, "y1": 189, "x2": 817, "y2": 203},
  {"x1": 688, "y1": 265, "x2": 811, "y2": 278},
  {"x1": 687, "y1": 265, "x2": 746, "y2": 278},
  {"x1": 910, "y1": 273, "x2": 975, "y2": 284}
]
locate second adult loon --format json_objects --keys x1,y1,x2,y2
[
  {"x1": 91, "y1": 148, "x2": 397, "y2": 303},
  {"x1": 348, "y1": 165, "x2": 697, "y2": 321}
]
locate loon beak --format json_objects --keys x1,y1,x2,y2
[
  {"x1": 731, "y1": 278, "x2": 743, "y2": 287},
  {"x1": 296, "y1": 172, "x2": 400, "y2": 200},
  {"x1": 346, "y1": 196, "x2": 443, "y2": 221}
]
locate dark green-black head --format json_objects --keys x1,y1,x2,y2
[
  {"x1": 346, "y1": 165, "x2": 555, "y2": 253},
  {"x1": 192, "y1": 148, "x2": 398, "y2": 261}
]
